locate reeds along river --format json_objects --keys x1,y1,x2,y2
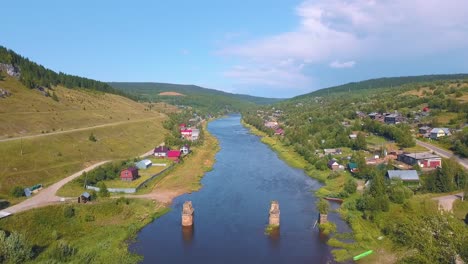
[{"x1": 130, "y1": 114, "x2": 350, "y2": 264}]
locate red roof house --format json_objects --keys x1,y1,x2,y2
[
  {"x1": 179, "y1": 123, "x2": 187, "y2": 130},
  {"x1": 167, "y1": 150, "x2": 182, "y2": 161},
  {"x1": 120, "y1": 167, "x2": 139, "y2": 181},
  {"x1": 274, "y1": 128, "x2": 284, "y2": 136},
  {"x1": 180, "y1": 129, "x2": 192, "y2": 139}
]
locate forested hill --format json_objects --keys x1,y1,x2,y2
[
  {"x1": 294, "y1": 74, "x2": 468, "y2": 99},
  {"x1": 109, "y1": 82, "x2": 283, "y2": 112},
  {"x1": 0, "y1": 46, "x2": 131, "y2": 98}
]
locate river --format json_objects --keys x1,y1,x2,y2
[{"x1": 130, "y1": 114, "x2": 350, "y2": 263}]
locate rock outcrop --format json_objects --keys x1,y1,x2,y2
[{"x1": 0, "y1": 63, "x2": 20, "y2": 78}]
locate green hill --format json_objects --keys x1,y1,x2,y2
[
  {"x1": 294, "y1": 74, "x2": 468, "y2": 99},
  {"x1": 109, "y1": 82, "x2": 283, "y2": 113}
]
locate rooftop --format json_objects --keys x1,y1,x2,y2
[{"x1": 387, "y1": 170, "x2": 419, "y2": 181}]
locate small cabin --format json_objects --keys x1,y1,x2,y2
[
  {"x1": 180, "y1": 144, "x2": 190, "y2": 155},
  {"x1": 154, "y1": 146, "x2": 170, "y2": 158},
  {"x1": 120, "y1": 167, "x2": 139, "y2": 181},
  {"x1": 79, "y1": 192, "x2": 91, "y2": 203},
  {"x1": 167, "y1": 150, "x2": 182, "y2": 162}
]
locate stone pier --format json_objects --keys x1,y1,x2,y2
[
  {"x1": 181, "y1": 201, "x2": 194, "y2": 226},
  {"x1": 319, "y1": 213, "x2": 328, "y2": 224},
  {"x1": 269, "y1": 200, "x2": 280, "y2": 226}
]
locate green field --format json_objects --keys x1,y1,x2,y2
[
  {"x1": 0, "y1": 77, "x2": 170, "y2": 201},
  {"x1": 0, "y1": 198, "x2": 169, "y2": 263}
]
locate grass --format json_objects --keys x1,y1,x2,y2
[
  {"x1": 453, "y1": 199, "x2": 468, "y2": 221},
  {"x1": 0, "y1": 77, "x2": 167, "y2": 138},
  {"x1": 0, "y1": 77, "x2": 169, "y2": 201},
  {"x1": 0, "y1": 198, "x2": 169, "y2": 263},
  {"x1": 366, "y1": 135, "x2": 388, "y2": 146},
  {"x1": 264, "y1": 224, "x2": 279, "y2": 235}
]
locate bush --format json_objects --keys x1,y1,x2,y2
[
  {"x1": 84, "y1": 214, "x2": 95, "y2": 222},
  {"x1": 0, "y1": 230, "x2": 33, "y2": 263},
  {"x1": 10, "y1": 186, "x2": 24, "y2": 197},
  {"x1": 97, "y1": 182, "x2": 110, "y2": 198},
  {"x1": 48, "y1": 240, "x2": 76, "y2": 261},
  {"x1": 63, "y1": 206, "x2": 75, "y2": 218},
  {"x1": 88, "y1": 133, "x2": 97, "y2": 142},
  {"x1": 344, "y1": 178, "x2": 357, "y2": 194},
  {"x1": 317, "y1": 198, "x2": 329, "y2": 214}
]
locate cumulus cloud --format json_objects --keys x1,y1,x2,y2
[
  {"x1": 219, "y1": 0, "x2": 468, "y2": 89},
  {"x1": 329, "y1": 60, "x2": 356, "y2": 69}
]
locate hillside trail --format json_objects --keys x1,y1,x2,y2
[
  {"x1": 0, "y1": 145, "x2": 166, "y2": 216},
  {"x1": 0, "y1": 116, "x2": 164, "y2": 142}
]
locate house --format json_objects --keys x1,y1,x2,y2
[
  {"x1": 167, "y1": 150, "x2": 182, "y2": 161},
  {"x1": 136, "y1": 159, "x2": 152, "y2": 170},
  {"x1": 349, "y1": 134, "x2": 357, "y2": 139},
  {"x1": 264, "y1": 121, "x2": 279, "y2": 129},
  {"x1": 80, "y1": 192, "x2": 91, "y2": 203},
  {"x1": 430, "y1": 128, "x2": 451, "y2": 139},
  {"x1": 179, "y1": 123, "x2": 187, "y2": 130},
  {"x1": 180, "y1": 144, "x2": 190, "y2": 155},
  {"x1": 191, "y1": 129, "x2": 200, "y2": 141},
  {"x1": 181, "y1": 129, "x2": 192, "y2": 139},
  {"x1": 274, "y1": 128, "x2": 285, "y2": 136},
  {"x1": 348, "y1": 162, "x2": 359, "y2": 173},
  {"x1": 120, "y1": 167, "x2": 139, "y2": 181},
  {"x1": 384, "y1": 114, "x2": 404, "y2": 124},
  {"x1": 397, "y1": 152, "x2": 441, "y2": 168},
  {"x1": 418, "y1": 126, "x2": 432, "y2": 135},
  {"x1": 324, "y1": 148, "x2": 342, "y2": 155},
  {"x1": 328, "y1": 159, "x2": 340, "y2": 170},
  {"x1": 386, "y1": 170, "x2": 419, "y2": 186},
  {"x1": 154, "y1": 146, "x2": 170, "y2": 158}
]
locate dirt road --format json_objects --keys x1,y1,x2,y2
[
  {"x1": 0, "y1": 145, "x2": 163, "y2": 216},
  {"x1": 432, "y1": 192, "x2": 464, "y2": 212},
  {"x1": 0, "y1": 117, "x2": 161, "y2": 143}
]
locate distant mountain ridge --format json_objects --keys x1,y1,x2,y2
[
  {"x1": 109, "y1": 82, "x2": 283, "y2": 105},
  {"x1": 293, "y1": 74, "x2": 468, "y2": 100}
]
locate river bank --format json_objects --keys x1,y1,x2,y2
[
  {"x1": 0, "y1": 120, "x2": 221, "y2": 263},
  {"x1": 241, "y1": 119, "x2": 397, "y2": 263}
]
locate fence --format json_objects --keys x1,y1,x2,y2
[{"x1": 86, "y1": 164, "x2": 174, "y2": 194}]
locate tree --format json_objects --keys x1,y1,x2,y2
[
  {"x1": 344, "y1": 178, "x2": 357, "y2": 194},
  {"x1": 10, "y1": 186, "x2": 24, "y2": 198},
  {"x1": 353, "y1": 132, "x2": 367, "y2": 150},
  {"x1": 317, "y1": 198, "x2": 329, "y2": 214},
  {"x1": 51, "y1": 91, "x2": 59, "y2": 102},
  {"x1": 0, "y1": 230, "x2": 33, "y2": 264},
  {"x1": 97, "y1": 182, "x2": 110, "y2": 197}
]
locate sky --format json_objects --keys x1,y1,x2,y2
[{"x1": 2, "y1": 0, "x2": 468, "y2": 98}]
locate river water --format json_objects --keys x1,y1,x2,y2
[{"x1": 130, "y1": 115, "x2": 350, "y2": 263}]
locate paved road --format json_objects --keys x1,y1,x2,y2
[
  {"x1": 0, "y1": 146, "x2": 161, "y2": 216},
  {"x1": 0, "y1": 117, "x2": 160, "y2": 143},
  {"x1": 416, "y1": 140, "x2": 468, "y2": 169}
]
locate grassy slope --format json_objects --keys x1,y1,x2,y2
[
  {"x1": 0, "y1": 199, "x2": 169, "y2": 263},
  {"x1": 0, "y1": 77, "x2": 166, "y2": 138},
  {"x1": 0, "y1": 77, "x2": 169, "y2": 200}
]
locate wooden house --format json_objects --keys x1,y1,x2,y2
[{"x1": 120, "y1": 167, "x2": 139, "y2": 181}]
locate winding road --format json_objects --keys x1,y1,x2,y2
[{"x1": 0, "y1": 146, "x2": 165, "y2": 217}]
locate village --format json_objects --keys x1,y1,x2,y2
[
  {"x1": 254, "y1": 106, "x2": 459, "y2": 192},
  {"x1": 73, "y1": 120, "x2": 203, "y2": 202}
]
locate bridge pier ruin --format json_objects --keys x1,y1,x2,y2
[
  {"x1": 269, "y1": 200, "x2": 280, "y2": 226},
  {"x1": 181, "y1": 201, "x2": 194, "y2": 227}
]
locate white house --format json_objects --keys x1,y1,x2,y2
[
  {"x1": 180, "y1": 144, "x2": 190, "y2": 155},
  {"x1": 430, "y1": 128, "x2": 451, "y2": 139}
]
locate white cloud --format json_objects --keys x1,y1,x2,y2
[
  {"x1": 329, "y1": 60, "x2": 356, "y2": 69},
  {"x1": 219, "y1": 0, "x2": 468, "y2": 90}
]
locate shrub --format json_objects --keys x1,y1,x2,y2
[
  {"x1": 317, "y1": 198, "x2": 329, "y2": 214},
  {"x1": 11, "y1": 186, "x2": 25, "y2": 197},
  {"x1": 97, "y1": 182, "x2": 109, "y2": 198},
  {"x1": 88, "y1": 133, "x2": 97, "y2": 142},
  {"x1": 63, "y1": 206, "x2": 75, "y2": 218},
  {"x1": 0, "y1": 230, "x2": 33, "y2": 263}
]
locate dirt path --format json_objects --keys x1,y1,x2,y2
[
  {"x1": 0, "y1": 117, "x2": 160, "y2": 143},
  {"x1": 0, "y1": 146, "x2": 163, "y2": 216},
  {"x1": 432, "y1": 192, "x2": 464, "y2": 212}
]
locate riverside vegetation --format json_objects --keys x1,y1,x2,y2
[{"x1": 242, "y1": 76, "x2": 468, "y2": 263}]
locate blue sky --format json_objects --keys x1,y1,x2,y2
[{"x1": 2, "y1": 0, "x2": 468, "y2": 98}]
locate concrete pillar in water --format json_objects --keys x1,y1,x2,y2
[
  {"x1": 269, "y1": 200, "x2": 280, "y2": 226},
  {"x1": 319, "y1": 213, "x2": 328, "y2": 224},
  {"x1": 181, "y1": 201, "x2": 194, "y2": 227}
]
